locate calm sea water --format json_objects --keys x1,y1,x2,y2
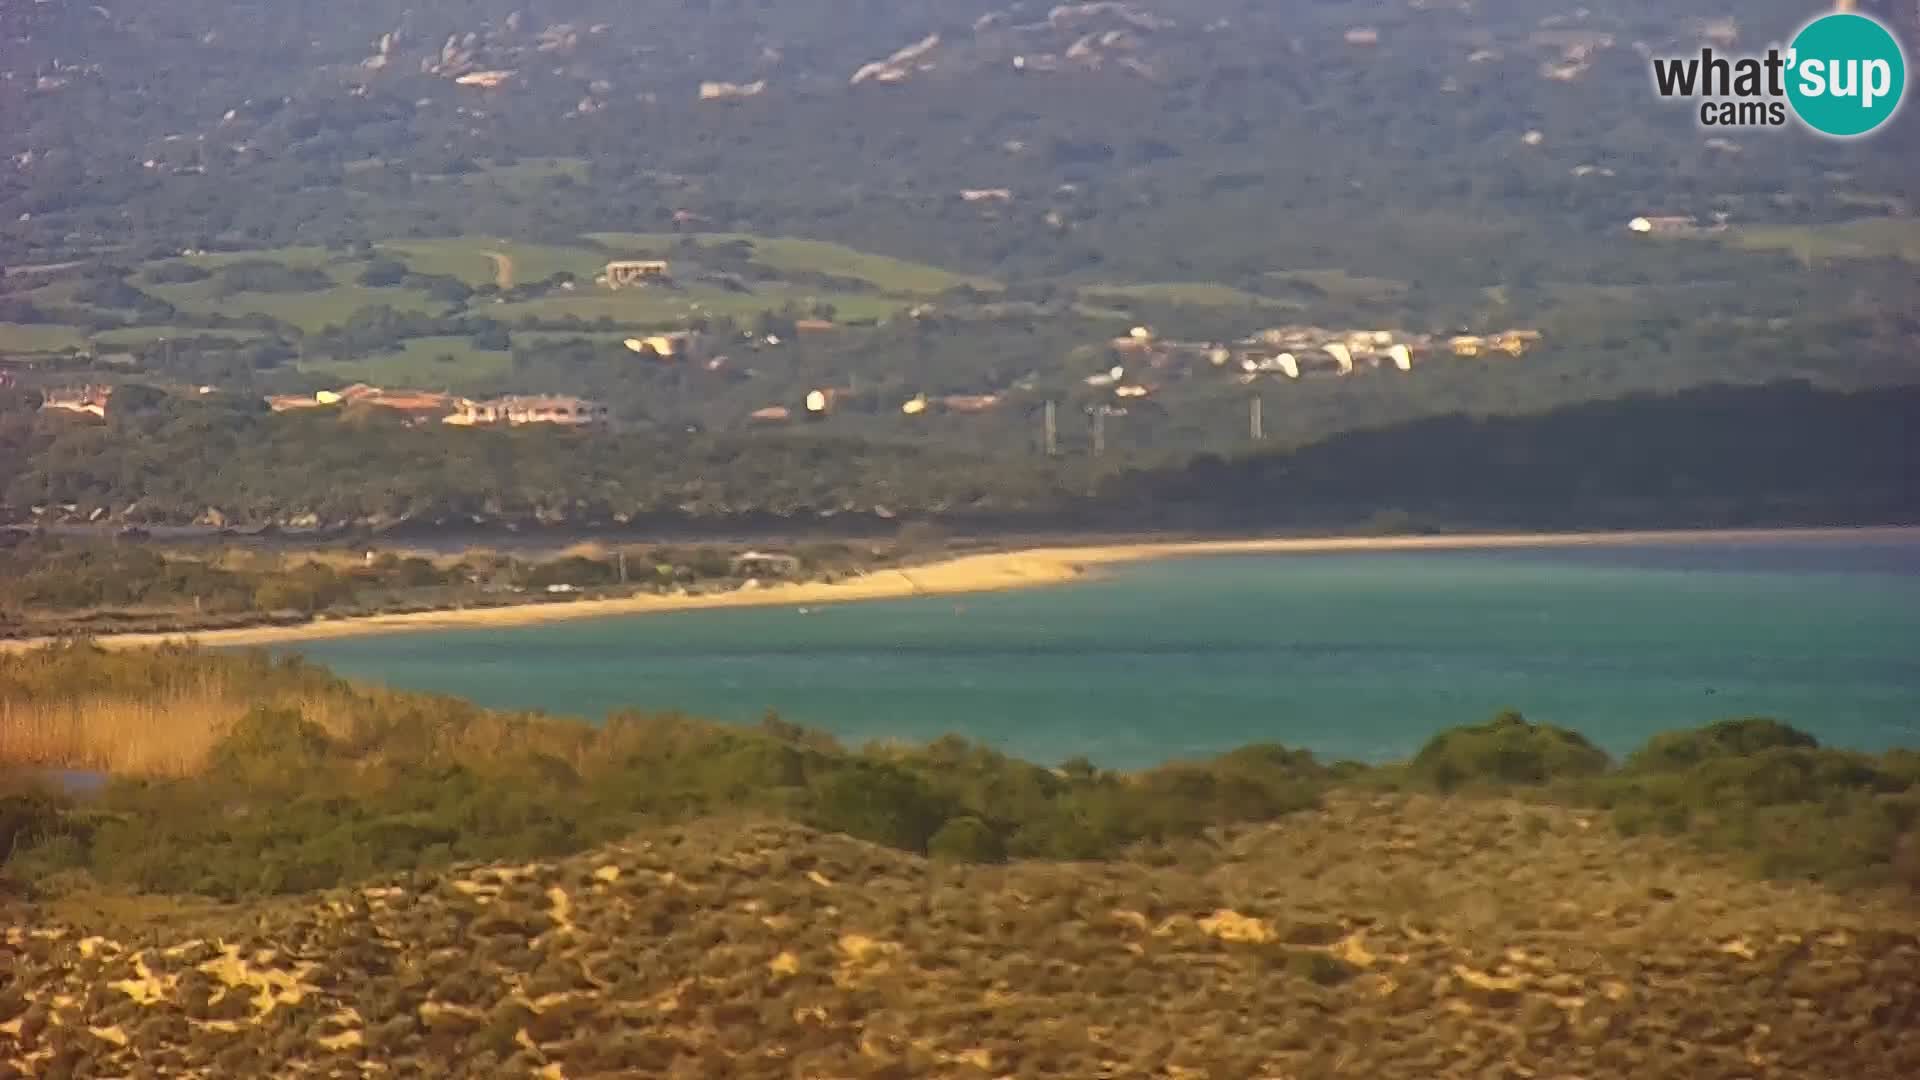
[{"x1": 292, "y1": 538, "x2": 1920, "y2": 770}]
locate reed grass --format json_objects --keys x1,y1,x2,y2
[
  {"x1": 0, "y1": 687, "x2": 361, "y2": 778},
  {"x1": 0, "y1": 640, "x2": 666, "y2": 779},
  {"x1": 1, "y1": 693, "x2": 251, "y2": 776},
  {"x1": 0, "y1": 641, "x2": 357, "y2": 777}
]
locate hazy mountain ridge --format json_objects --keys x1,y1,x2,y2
[{"x1": 5, "y1": 0, "x2": 1913, "y2": 239}]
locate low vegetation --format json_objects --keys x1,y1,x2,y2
[
  {"x1": 0, "y1": 643, "x2": 1334, "y2": 899},
  {"x1": 9, "y1": 804, "x2": 1916, "y2": 1078},
  {"x1": 0, "y1": 537, "x2": 896, "y2": 640},
  {"x1": 2, "y1": 645, "x2": 1915, "y2": 904},
  {"x1": 1720, "y1": 219, "x2": 1920, "y2": 266},
  {"x1": 1381, "y1": 711, "x2": 1920, "y2": 891},
  {"x1": 584, "y1": 233, "x2": 1000, "y2": 296},
  {"x1": 4, "y1": 379, "x2": 1915, "y2": 534}
]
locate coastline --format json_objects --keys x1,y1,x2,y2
[{"x1": 3, "y1": 525, "x2": 1910, "y2": 652}]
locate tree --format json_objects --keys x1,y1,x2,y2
[
  {"x1": 357, "y1": 258, "x2": 409, "y2": 287},
  {"x1": 467, "y1": 322, "x2": 513, "y2": 353},
  {"x1": 927, "y1": 816, "x2": 1006, "y2": 862},
  {"x1": 808, "y1": 763, "x2": 951, "y2": 853},
  {"x1": 105, "y1": 382, "x2": 168, "y2": 417}
]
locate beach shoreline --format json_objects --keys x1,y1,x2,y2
[{"x1": 4, "y1": 525, "x2": 1910, "y2": 652}]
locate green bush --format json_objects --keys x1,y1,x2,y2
[
  {"x1": 0, "y1": 791, "x2": 77, "y2": 866},
  {"x1": 207, "y1": 706, "x2": 335, "y2": 783},
  {"x1": 1625, "y1": 717, "x2": 1820, "y2": 773},
  {"x1": 1409, "y1": 711, "x2": 1611, "y2": 792},
  {"x1": 10, "y1": 647, "x2": 1910, "y2": 899},
  {"x1": 1281, "y1": 948, "x2": 1357, "y2": 986},
  {"x1": 144, "y1": 262, "x2": 213, "y2": 285},
  {"x1": 927, "y1": 816, "x2": 1006, "y2": 863},
  {"x1": 1589, "y1": 721, "x2": 1920, "y2": 890},
  {"x1": 807, "y1": 762, "x2": 953, "y2": 853}
]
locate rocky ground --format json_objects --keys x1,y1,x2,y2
[{"x1": 4, "y1": 794, "x2": 1916, "y2": 1078}]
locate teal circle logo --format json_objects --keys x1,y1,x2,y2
[{"x1": 1786, "y1": 13, "x2": 1906, "y2": 137}]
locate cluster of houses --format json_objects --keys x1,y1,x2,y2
[
  {"x1": 31, "y1": 312, "x2": 1543, "y2": 433},
  {"x1": 29, "y1": 381, "x2": 611, "y2": 427},
  {"x1": 266, "y1": 383, "x2": 608, "y2": 426},
  {"x1": 1626, "y1": 214, "x2": 1726, "y2": 236},
  {"x1": 1069, "y1": 323, "x2": 1545, "y2": 396},
  {"x1": 747, "y1": 387, "x2": 1009, "y2": 425},
  {"x1": 38, "y1": 384, "x2": 114, "y2": 418},
  {"x1": 600, "y1": 260, "x2": 672, "y2": 289},
  {"x1": 744, "y1": 320, "x2": 1545, "y2": 426}
]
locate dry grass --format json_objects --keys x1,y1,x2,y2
[
  {"x1": 0, "y1": 646, "x2": 370, "y2": 777},
  {"x1": 0, "y1": 641, "x2": 676, "y2": 780},
  {"x1": 0, "y1": 687, "x2": 359, "y2": 777},
  {"x1": 0, "y1": 693, "x2": 249, "y2": 777}
]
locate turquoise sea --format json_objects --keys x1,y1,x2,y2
[{"x1": 294, "y1": 537, "x2": 1920, "y2": 770}]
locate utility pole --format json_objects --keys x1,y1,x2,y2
[
  {"x1": 1250, "y1": 396, "x2": 1263, "y2": 441},
  {"x1": 1092, "y1": 407, "x2": 1106, "y2": 457},
  {"x1": 1043, "y1": 400, "x2": 1058, "y2": 456}
]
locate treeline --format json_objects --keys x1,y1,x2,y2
[
  {"x1": 0, "y1": 536, "x2": 892, "y2": 637},
  {"x1": 0, "y1": 380, "x2": 1071, "y2": 527},
  {"x1": 1, "y1": 645, "x2": 1915, "y2": 899},
  {"x1": 3, "y1": 378, "x2": 1914, "y2": 532},
  {"x1": 1096, "y1": 380, "x2": 1920, "y2": 531}
]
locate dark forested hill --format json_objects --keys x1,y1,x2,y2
[
  {"x1": 5, "y1": 0, "x2": 1915, "y2": 271},
  {"x1": 3, "y1": 380, "x2": 1913, "y2": 533},
  {"x1": 1098, "y1": 380, "x2": 1920, "y2": 531}
]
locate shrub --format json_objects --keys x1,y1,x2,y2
[
  {"x1": 212, "y1": 260, "x2": 332, "y2": 295},
  {"x1": 1625, "y1": 718, "x2": 1820, "y2": 773},
  {"x1": 207, "y1": 706, "x2": 335, "y2": 783},
  {"x1": 357, "y1": 259, "x2": 410, "y2": 287},
  {"x1": 807, "y1": 762, "x2": 953, "y2": 853},
  {"x1": 927, "y1": 815, "x2": 1006, "y2": 863},
  {"x1": 0, "y1": 790, "x2": 77, "y2": 867},
  {"x1": 144, "y1": 262, "x2": 213, "y2": 285},
  {"x1": 1281, "y1": 948, "x2": 1357, "y2": 986},
  {"x1": 1409, "y1": 711, "x2": 1611, "y2": 792}
]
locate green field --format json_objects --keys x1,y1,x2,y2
[
  {"x1": 176, "y1": 246, "x2": 338, "y2": 269},
  {"x1": 144, "y1": 277, "x2": 441, "y2": 334},
  {"x1": 587, "y1": 232, "x2": 999, "y2": 295},
  {"x1": 299, "y1": 336, "x2": 511, "y2": 387},
  {"x1": 18, "y1": 278, "x2": 86, "y2": 307},
  {"x1": 90, "y1": 326, "x2": 266, "y2": 347},
  {"x1": 1723, "y1": 219, "x2": 1920, "y2": 265},
  {"x1": 1080, "y1": 282, "x2": 1297, "y2": 309},
  {"x1": 7, "y1": 232, "x2": 986, "y2": 364},
  {"x1": 514, "y1": 331, "x2": 646, "y2": 347},
  {"x1": 1266, "y1": 268, "x2": 1409, "y2": 301},
  {"x1": 489, "y1": 285, "x2": 903, "y2": 327},
  {"x1": 6, "y1": 278, "x2": 112, "y2": 354},
  {"x1": 130, "y1": 246, "x2": 449, "y2": 332},
  {"x1": 0, "y1": 323, "x2": 87, "y2": 353},
  {"x1": 380, "y1": 238, "x2": 602, "y2": 288}
]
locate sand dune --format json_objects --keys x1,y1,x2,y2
[{"x1": 3, "y1": 526, "x2": 1906, "y2": 651}]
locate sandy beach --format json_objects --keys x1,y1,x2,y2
[{"x1": 4, "y1": 526, "x2": 1909, "y2": 652}]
